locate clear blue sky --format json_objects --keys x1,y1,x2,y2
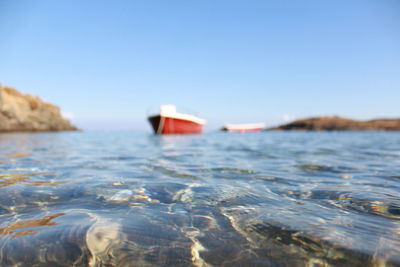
[{"x1": 0, "y1": 0, "x2": 399, "y2": 131}]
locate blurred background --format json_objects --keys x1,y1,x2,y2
[{"x1": 0, "y1": 0, "x2": 399, "y2": 131}]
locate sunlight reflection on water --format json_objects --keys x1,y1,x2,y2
[{"x1": 0, "y1": 131, "x2": 399, "y2": 266}]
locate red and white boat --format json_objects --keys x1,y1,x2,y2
[
  {"x1": 221, "y1": 123, "x2": 265, "y2": 133},
  {"x1": 148, "y1": 105, "x2": 206, "y2": 134}
]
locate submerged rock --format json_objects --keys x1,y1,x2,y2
[
  {"x1": 0, "y1": 84, "x2": 77, "y2": 132},
  {"x1": 270, "y1": 116, "x2": 400, "y2": 131}
]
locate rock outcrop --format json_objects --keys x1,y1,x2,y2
[
  {"x1": 270, "y1": 116, "x2": 400, "y2": 131},
  {"x1": 0, "y1": 84, "x2": 77, "y2": 132}
]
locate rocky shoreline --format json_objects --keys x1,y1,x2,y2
[
  {"x1": 0, "y1": 84, "x2": 77, "y2": 132},
  {"x1": 1, "y1": 83, "x2": 398, "y2": 133},
  {"x1": 270, "y1": 116, "x2": 400, "y2": 131}
]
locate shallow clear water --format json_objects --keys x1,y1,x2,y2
[{"x1": 0, "y1": 131, "x2": 399, "y2": 266}]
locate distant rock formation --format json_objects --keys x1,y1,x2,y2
[
  {"x1": 270, "y1": 116, "x2": 400, "y2": 131},
  {"x1": 0, "y1": 84, "x2": 77, "y2": 132}
]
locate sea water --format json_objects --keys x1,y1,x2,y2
[{"x1": 0, "y1": 131, "x2": 399, "y2": 266}]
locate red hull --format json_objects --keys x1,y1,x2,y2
[{"x1": 149, "y1": 115, "x2": 204, "y2": 134}]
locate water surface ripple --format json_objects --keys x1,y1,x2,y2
[{"x1": 0, "y1": 131, "x2": 399, "y2": 266}]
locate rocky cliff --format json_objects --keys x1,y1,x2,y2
[
  {"x1": 0, "y1": 84, "x2": 77, "y2": 132},
  {"x1": 270, "y1": 116, "x2": 400, "y2": 131}
]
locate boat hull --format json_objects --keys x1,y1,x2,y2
[
  {"x1": 149, "y1": 115, "x2": 204, "y2": 134},
  {"x1": 222, "y1": 127, "x2": 263, "y2": 133},
  {"x1": 221, "y1": 123, "x2": 265, "y2": 133}
]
